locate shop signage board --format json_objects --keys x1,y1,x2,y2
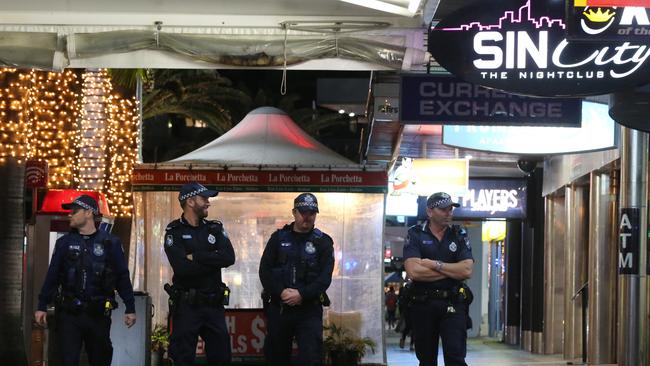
[
  {"x1": 567, "y1": 0, "x2": 650, "y2": 41},
  {"x1": 374, "y1": 96, "x2": 400, "y2": 122},
  {"x1": 400, "y1": 74, "x2": 581, "y2": 126},
  {"x1": 454, "y1": 179, "x2": 527, "y2": 219},
  {"x1": 442, "y1": 101, "x2": 617, "y2": 155},
  {"x1": 196, "y1": 309, "x2": 267, "y2": 364},
  {"x1": 428, "y1": 0, "x2": 650, "y2": 97},
  {"x1": 619, "y1": 207, "x2": 640, "y2": 274},
  {"x1": 25, "y1": 160, "x2": 48, "y2": 188},
  {"x1": 407, "y1": 158, "x2": 469, "y2": 197},
  {"x1": 132, "y1": 169, "x2": 387, "y2": 193}
]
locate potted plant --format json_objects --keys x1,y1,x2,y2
[
  {"x1": 323, "y1": 324, "x2": 376, "y2": 366},
  {"x1": 151, "y1": 324, "x2": 170, "y2": 366}
]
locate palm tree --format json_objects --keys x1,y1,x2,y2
[
  {"x1": 249, "y1": 87, "x2": 350, "y2": 136},
  {"x1": 111, "y1": 69, "x2": 252, "y2": 135},
  {"x1": 0, "y1": 68, "x2": 28, "y2": 365},
  {"x1": 0, "y1": 158, "x2": 26, "y2": 365}
]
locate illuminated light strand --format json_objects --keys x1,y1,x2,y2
[{"x1": 0, "y1": 68, "x2": 139, "y2": 217}]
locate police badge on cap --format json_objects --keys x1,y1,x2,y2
[{"x1": 294, "y1": 193, "x2": 319, "y2": 213}]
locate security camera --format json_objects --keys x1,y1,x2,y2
[{"x1": 517, "y1": 160, "x2": 537, "y2": 175}]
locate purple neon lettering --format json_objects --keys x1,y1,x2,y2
[{"x1": 438, "y1": 0, "x2": 566, "y2": 31}]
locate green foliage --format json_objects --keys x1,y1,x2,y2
[
  {"x1": 107, "y1": 68, "x2": 151, "y2": 90},
  {"x1": 323, "y1": 324, "x2": 376, "y2": 364},
  {"x1": 142, "y1": 69, "x2": 252, "y2": 134},
  {"x1": 151, "y1": 324, "x2": 169, "y2": 353}
]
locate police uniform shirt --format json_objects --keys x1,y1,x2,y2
[
  {"x1": 259, "y1": 223, "x2": 335, "y2": 302},
  {"x1": 37, "y1": 229, "x2": 136, "y2": 313},
  {"x1": 164, "y1": 215, "x2": 235, "y2": 292},
  {"x1": 403, "y1": 222, "x2": 473, "y2": 291}
]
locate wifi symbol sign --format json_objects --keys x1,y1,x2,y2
[{"x1": 25, "y1": 160, "x2": 48, "y2": 188}]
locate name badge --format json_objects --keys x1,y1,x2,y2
[
  {"x1": 422, "y1": 240, "x2": 433, "y2": 245},
  {"x1": 182, "y1": 235, "x2": 192, "y2": 239}
]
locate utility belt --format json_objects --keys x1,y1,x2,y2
[
  {"x1": 410, "y1": 284, "x2": 473, "y2": 305},
  {"x1": 56, "y1": 294, "x2": 117, "y2": 316},
  {"x1": 165, "y1": 283, "x2": 230, "y2": 308},
  {"x1": 409, "y1": 289, "x2": 451, "y2": 303}
]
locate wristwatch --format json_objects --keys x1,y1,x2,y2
[{"x1": 435, "y1": 260, "x2": 444, "y2": 271}]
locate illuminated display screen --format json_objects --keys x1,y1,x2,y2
[{"x1": 442, "y1": 101, "x2": 616, "y2": 155}]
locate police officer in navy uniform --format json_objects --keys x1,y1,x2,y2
[
  {"x1": 404, "y1": 192, "x2": 474, "y2": 366},
  {"x1": 164, "y1": 182, "x2": 235, "y2": 366},
  {"x1": 259, "y1": 193, "x2": 335, "y2": 366},
  {"x1": 35, "y1": 194, "x2": 136, "y2": 366}
]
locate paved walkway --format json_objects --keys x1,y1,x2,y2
[{"x1": 385, "y1": 332, "x2": 581, "y2": 366}]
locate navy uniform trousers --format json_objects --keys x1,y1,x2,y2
[
  {"x1": 411, "y1": 299, "x2": 468, "y2": 366},
  {"x1": 55, "y1": 311, "x2": 113, "y2": 366},
  {"x1": 169, "y1": 302, "x2": 231, "y2": 366},
  {"x1": 264, "y1": 302, "x2": 323, "y2": 366}
]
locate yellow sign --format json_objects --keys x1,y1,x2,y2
[{"x1": 389, "y1": 158, "x2": 468, "y2": 197}]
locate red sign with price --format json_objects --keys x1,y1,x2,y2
[{"x1": 196, "y1": 309, "x2": 267, "y2": 364}]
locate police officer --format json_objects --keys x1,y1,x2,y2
[
  {"x1": 259, "y1": 193, "x2": 335, "y2": 366},
  {"x1": 164, "y1": 182, "x2": 235, "y2": 366},
  {"x1": 34, "y1": 194, "x2": 136, "y2": 366},
  {"x1": 404, "y1": 192, "x2": 474, "y2": 366}
]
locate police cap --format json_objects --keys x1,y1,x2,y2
[
  {"x1": 178, "y1": 182, "x2": 218, "y2": 202},
  {"x1": 294, "y1": 193, "x2": 319, "y2": 213},
  {"x1": 62, "y1": 194, "x2": 99, "y2": 215},
  {"x1": 427, "y1": 192, "x2": 460, "y2": 209}
]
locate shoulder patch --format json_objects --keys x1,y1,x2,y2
[{"x1": 165, "y1": 234, "x2": 174, "y2": 247}]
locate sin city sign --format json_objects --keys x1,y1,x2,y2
[{"x1": 428, "y1": 0, "x2": 650, "y2": 97}]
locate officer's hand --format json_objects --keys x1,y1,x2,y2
[
  {"x1": 34, "y1": 311, "x2": 47, "y2": 327},
  {"x1": 124, "y1": 313, "x2": 136, "y2": 328},
  {"x1": 281, "y1": 288, "x2": 303, "y2": 306},
  {"x1": 186, "y1": 253, "x2": 193, "y2": 261}
]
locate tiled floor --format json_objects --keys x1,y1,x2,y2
[{"x1": 385, "y1": 332, "x2": 580, "y2": 366}]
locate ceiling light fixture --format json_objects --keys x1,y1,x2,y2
[{"x1": 339, "y1": 0, "x2": 421, "y2": 17}]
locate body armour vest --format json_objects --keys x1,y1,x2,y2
[
  {"x1": 59, "y1": 230, "x2": 115, "y2": 300},
  {"x1": 276, "y1": 228, "x2": 325, "y2": 289}
]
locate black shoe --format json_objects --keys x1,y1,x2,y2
[{"x1": 399, "y1": 337, "x2": 405, "y2": 349}]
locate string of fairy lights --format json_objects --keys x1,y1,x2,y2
[{"x1": 0, "y1": 68, "x2": 140, "y2": 217}]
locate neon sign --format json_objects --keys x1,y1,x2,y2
[
  {"x1": 428, "y1": 0, "x2": 650, "y2": 97},
  {"x1": 567, "y1": 0, "x2": 650, "y2": 41}
]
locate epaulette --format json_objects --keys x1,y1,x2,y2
[
  {"x1": 207, "y1": 219, "x2": 224, "y2": 229},
  {"x1": 451, "y1": 224, "x2": 468, "y2": 238},
  {"x1": 408, "y1": 223, "x2": 425, "y2": 233},
  {"x1": 165, "y1": 219, "x2": 182, "y2": 231},
  {"x1": 312, "y1": 228, "x2": 323, "y2": 238}
]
